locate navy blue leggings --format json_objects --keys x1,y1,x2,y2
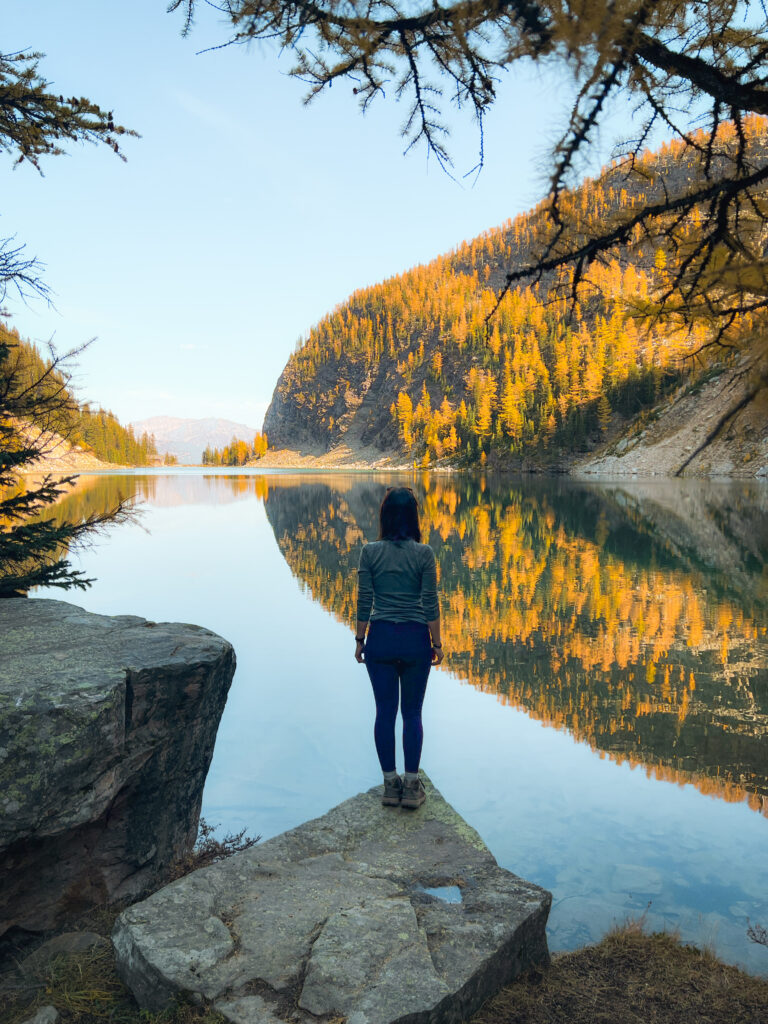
[{"x1": 363, "y1": 620, "x2": 432, "y2": 774}]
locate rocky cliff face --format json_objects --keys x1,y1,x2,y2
[
  {"x1": 263, "y1": 361, "x2": 397, "y2": 457},
  {"x1": 0, "y1": 599, "x2": 236, "y2": 939},
  {"x1": 575, "y1": 346, "x2": 768, "y2": 479}
]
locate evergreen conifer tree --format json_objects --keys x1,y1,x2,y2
[
  {"x1": 0, "y1": 335, "x2": 132, "y2": 596},
  {"x1": 0, "y1": 49, "x2": 133, "y2": 596}
]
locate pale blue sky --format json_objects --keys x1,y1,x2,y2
[{"x1": 4, "y1": 0, "x2": 637, "y2": 428}]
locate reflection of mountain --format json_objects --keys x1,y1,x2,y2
[
  {"x1": 264, "y1": 476, "x2": 768, "y2": 815},
  {"x1": 592, "y1": 481, "x2": 768, "y2": 607},
  {"x1": 31, "y1": 474, "x2": 269, "y2": 581},
  {"x1": 50, "y1": 473, "x2": 276, "y2": 513},
  {"x1": 129, "y1": 474, "x2": 267, "y2": 509}
]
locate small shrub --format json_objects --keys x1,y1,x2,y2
[{"x1": 168, "y1": 818, "x2": 260, "y2": 881}]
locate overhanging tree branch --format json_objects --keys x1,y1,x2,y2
[
  {"x1": 171, "y1": 0, "x2": 768, "y2": 349},
  {"x1": 634, "y1": 34, "x2": 768, "y2": 117},
  {"x1": 0, "y1": 50, "x2": 137, "y2": 169}
]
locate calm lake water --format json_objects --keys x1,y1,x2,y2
[{"x1": 37, "y1": 470, "x2": 768, "y2": 974}]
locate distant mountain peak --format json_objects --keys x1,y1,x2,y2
[{"x1": 129, "y1": 416, "x2": 260, "y2": 464}]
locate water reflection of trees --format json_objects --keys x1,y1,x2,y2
[
  {"x1": 34, "y1": 471, "x2": 267, "y2": 522},
  {"x1": 36, "y1": 474, "x2": 151, "y2": 528},
  {"x1": 38, "y1": 471, "x2": 768, "y2": 814},
  {"x1": 263, "y1": 476, "x2": 768, "y2": 816}
]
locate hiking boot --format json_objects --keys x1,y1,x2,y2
[
  {"x1": 401, "y1": 775, "x2": 426, "y2": 809},
  {"x1": 382, "y1": 774, "x2": 403, "y2": 806}
]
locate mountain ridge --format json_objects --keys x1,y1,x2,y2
[{"x1": 262, "y1": 120, "x2": 768, "y2": 477}]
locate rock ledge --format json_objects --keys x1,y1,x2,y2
[
  {"x1": 0, "y1": 599, "x2": 235, "y2": 937},
  {"x1": 113, "y1": 777, "x2": 551, "y2": 1024}
]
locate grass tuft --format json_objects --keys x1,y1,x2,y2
[
  {"x1": 0, "y1": 819, "x2": 259, "y2": 1024},
  {"x1": 748, "y1": 920, "x2": 768, "y2": 948},
  {"x1": 471, "y1": 922, "x2": 768, "y2": 1024},
  {"x1": 0, "y1": 943, "x2": 227, "y2": 1024},
  {"x1": 1, "y1": 945, "x2": 135, "y2": 1024}
]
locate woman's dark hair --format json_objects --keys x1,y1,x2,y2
[{"x1": 379, "y1": 487, "x2": 421, "y2": 542}]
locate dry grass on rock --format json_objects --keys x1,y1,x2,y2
[
  {"x1": 0, "y1": 940, "x2": 227, "y2": 1024},
  {"x1": 0, "y1": 820, "x2": 258, "y2": 1024},
  {"x1": 471, "y1": 923, "x2": 768, "y2": 1024}
]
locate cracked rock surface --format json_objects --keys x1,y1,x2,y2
[
  {"x1": 0, "y1": 598, "x2": 235, "y2": 937},
  {"x1": 113, "y1": 778, "x2": 551, "y2": 1024}
]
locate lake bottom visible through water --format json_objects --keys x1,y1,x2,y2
[{"x1": 36, "y1": 470, "x2": 768, "y2": 975}]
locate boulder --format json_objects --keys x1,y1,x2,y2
[
  {"x1": 0, "y1": 599, "x2": 236, "y2": 938},
  {"x1": 113, "y1": 777, "x2": 551, "y2": 1024}
]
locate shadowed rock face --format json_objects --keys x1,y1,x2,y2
[
  {"x1": 112, "y1": 777, "x2": 551, "y2": 1024},
  {"x1": 0, "y1": 599, "x2": 236, "y2": 938}
]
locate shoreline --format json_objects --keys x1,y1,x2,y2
[
  {"x1": 18, "y1": 443, "x2": 768, "y2": 480},
  {"x1": 2, "y1": 909, "x2": 766, "y2": 1024},
  {"x1": 19, "y1": 458, "x2": 768, "y2": 480}
]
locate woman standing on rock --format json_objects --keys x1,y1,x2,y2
[{"x1": 354, "y1": 486, "x2": 443, "y2": 809}]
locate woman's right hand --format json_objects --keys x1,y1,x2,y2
[{"x1": 431, "y1": 645, "x2": 444, "y2": 666}]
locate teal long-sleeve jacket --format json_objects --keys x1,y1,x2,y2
[{"x1": 356, "y1": 539, "x2": 439, "y2": 624}]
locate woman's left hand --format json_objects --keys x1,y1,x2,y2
[{"x1": 355, "y1": 640, "x2": 365, "y2": 663}]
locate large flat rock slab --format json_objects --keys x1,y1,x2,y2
[
  {"x1": 113, "y1": 778, "x2": 551, "y2": 1024},
  {"x1": 0, "y1": 598, "x2": 235, "y2": 936}
]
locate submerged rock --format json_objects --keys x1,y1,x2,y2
[
  {"x1": 0, "y1": 598, "x2": 235, "y2": 938},
  {"x1": 113, "y1": 777, "x2": 551, "y2": 1024}
]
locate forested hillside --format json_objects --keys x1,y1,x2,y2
[
  {"x1": 1, "y1": 323, "x2": 158, "y2": 466},
  {"x1": 202, "y1": 433, "x2": 268, "y2": 465},
  {"x1": 264, "y1": 119, "x2": 767, "y2": 467}
]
